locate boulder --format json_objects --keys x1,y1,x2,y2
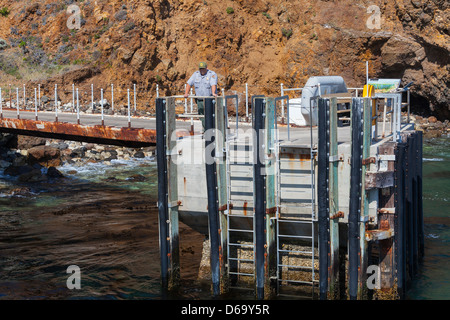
[
  {"x1": 18, "y1": 169, "x2": 47, "y2": 182},
  {"x1": 70, "y1": 146, "x2": 87, "y2": 158},
  {"x1": 133, "y1": 151, "x2": 145, "y2": 158},
  {"x1": 17, "y1": 136, "x2": 47, "y2": 150},
  {"x1": 27, "y1": 145, "x2": 61, "y2": 167},
  {"x1": 4, "y1": 164, "x2": 34, "y2": 176},
  {"x1": 47, "y1": 166, "x2": 64, "y2": 178},
  {"x1": 428, "y1": 116, "x2": 437, "y2": 123}
]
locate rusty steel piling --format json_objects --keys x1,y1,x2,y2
[
  {"x1": 253, "y1": 97, "x2": 266, "y2": 300},
  {"x1": 204, "y1": 98, "x2": 221, "y2": 297},
  {"x1": 317, "y1": 97, "x2": 330, "y2": 300}
]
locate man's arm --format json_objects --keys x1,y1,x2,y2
[
  {"x1": 210, "y1": 72, "x2": 218, "y2": 97},
  {"x1": 184, "y1": 83, "x2": 191, "y2": 98}
]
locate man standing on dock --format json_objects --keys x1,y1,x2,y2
[{"x1": 184, "y1": 62, "x2": 218, "y2": 130}]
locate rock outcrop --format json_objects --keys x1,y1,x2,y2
[{"x1": 0, "y1": 0, "x2": 448, "y2": 119}]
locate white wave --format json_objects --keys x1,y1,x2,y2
[
  {"x1": 423, "y1": 158, "x2": 444, "y2": 162},
  {"x1": 57, "y1": 156, "x2": 156, "y2": 177}
]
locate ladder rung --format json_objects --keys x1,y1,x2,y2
[
  {"x1": 278, "y1": 249, "x2": 313, "y2": 255},
  {"x1": 228, "y1": 228, "x2": 254, "y2": 233},
  {"x1": 229, "y1": 271, "x2": 254, "y2": 277},
  {"x1": 278, "y1": 279, "x2": 316, "y2": 285},
  {"x1": 280, "y1": 169, "x2": 312, "y2": 174},
  {"x1": 277, "y1": 219, "x2": 314, "y2": 224},
  {"x1": 228, "y1": 243, "x2": 254, "y2": 248},
  {"x1": 230, "y1": 191, "x2": 253, "y2": 197},
  {"x1": 230, "y1": 176, "x2": 253, "y2": 181},
  {"x1": 281, "y1": 199, "x2": 314, "y2": 204},
  {"x1": 279, "y1": 234, "x2": 313, "y2": 239},
  {"x1": 278, "y1": 264, "x2": 314, "y2": 270},
  {"x1": 280, "y1": 183, "x2": 312, "y2": 188}
]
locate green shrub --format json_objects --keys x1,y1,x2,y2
[
  {"x1": 262, "y1": 12, "x2": 271, "y2": 19},
  {"x1": 0, "y1": 7, "x2": 10, "y2": 17},
  {"x1": 226, "y1": 7, "x2": 234, "y2": 14},
  {"x1": 282, "y1": 28, "x2": 293, "y2": 39}
]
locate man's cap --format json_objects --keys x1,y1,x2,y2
[{"x1": 199, "y1": 62, "x2": 207, "y2": 69}]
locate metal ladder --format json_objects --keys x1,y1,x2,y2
[
  {"x1": 226, "y1": 137, "x2": 255, "y2": 289},
  {"x1": 275, "y1": 129, "x2": 319, "y2": 298}
]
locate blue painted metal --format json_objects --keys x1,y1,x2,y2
[
  {"x1": 204, "y1": 98, "x2": 221, "y2": 296},
  {"x1": 348, "y1": 98, "x2": 363, "y2": 300},
  {"x1": 317, "y1": 98, "x2": 330, "y2": 300},
  {"x1": 253, "y1": 97, "x2": 266, "y2": 300}
]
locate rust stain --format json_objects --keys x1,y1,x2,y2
[
  {"x1": 380, "y1": 220, "x2": 390, "y2": 230},
  {"x1": 243, "y1": 201, "x2": 248, "y2": 216},
  {"x1": 0, "y1": 117, "x2": 177, "y2": 146}
]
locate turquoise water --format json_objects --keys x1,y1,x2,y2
[
  {"x1": 407, "y1": 136, "x2": 450, "y2": 300},
  {"x1": 0, "y1": 136, "x2": 449, "y2": 300}
]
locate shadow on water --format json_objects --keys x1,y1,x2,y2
[
  {"x1": 407, "y1": 136, "x2": 450, "y2": 300},
  {"x1": 0, "y1": 158, "x2": 209, "y2": 300}
]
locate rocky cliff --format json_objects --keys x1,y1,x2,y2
[{"x1": 0, "y1": 0, "x2": 448, "y2": 118}]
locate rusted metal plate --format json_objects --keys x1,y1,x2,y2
[
  {"x1": 365, "y1": 171, "x2": 394, "y2": 189},
  {"x1": 365, "y1": 228, "x2": 395, "y2": 241},
  {"x1": 0, "y1": 117, "x2": 165, "y2": 147}
]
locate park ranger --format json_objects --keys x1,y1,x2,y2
[{"x1": 184, "y1": 62, "x2": 218, "y2": 130}]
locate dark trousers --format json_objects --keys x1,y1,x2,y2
[{"x1": 196, "y1": 98, "x2": 205, "y2": 130}]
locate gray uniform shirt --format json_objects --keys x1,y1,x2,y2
[{"x1": 187, "y1": 70, "x2": 218, "y2": 97}]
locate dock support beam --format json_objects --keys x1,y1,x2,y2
[
  {"x1": 215, "y1": 97, "x2": 229, "y2": 294},
  {"x1": 348, "y1": 98, "x2": 363, "y2": 300},
  {"x1": 204, "y1": 98, "x2": 221, "y2": 297},
  {"x1": 328, "y1": 98, "x2": 340, "y2": 299},
  {"x1": 317, "y1": 98, "x2": 330, "y2": 300},
  {"x1": 156, "y1": 97, "x2": 180, "y2": 293},
  {"x1": 395, "y1": 142, "x2": 407, "y2": 298},
  {"x1": 253, "y1": 97, "x2": 266, "y2": 300},
  {"x1": 264, "y1": 97, "x2": 277, "y2": 299},
  {"x1": 416, "y1": 131, "x2": 424, "y2": 261},
  {"x1": 359, "y1": 98, "x2": 372, "y2": 299}
]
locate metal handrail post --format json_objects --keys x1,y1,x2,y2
[
  {"x1": 245, "y1": 83, "x2": 249, "y2": 121},
  {"x1": 275, "y1": 95, "x2": 290, "y2": 141},
  {"x1": 280, "y1": 83, "x2": 285, "y2": 124}
]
